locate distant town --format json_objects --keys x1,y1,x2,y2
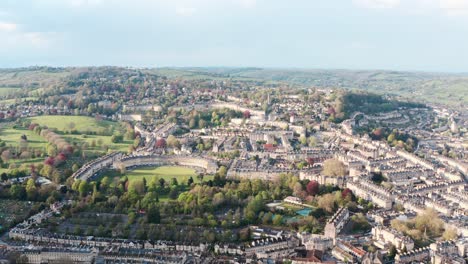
[{"x1": 0, "y1": 67, "x2": 466, "y2": 264}]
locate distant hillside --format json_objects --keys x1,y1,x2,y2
[
  {"x1": 1, "y1": 67, "x2": 466, "y2": 108},
  {"x1": 226, "y1": 68, "x2": 468, "y2": 108}
]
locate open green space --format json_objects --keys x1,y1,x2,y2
[
  {"x1": 63, "y1": 134, "x2": 132, "y2": 153},
  {"x1": 0, "y1": 87, "x2": 21, "y2": 96},
  {"x1": 26, "y1": 115, "x2": 119, "y2": 134},
  {"x1": 0, "y1": 97, "x2": 38, "y2": 105},
  {"x1": 0, "y1": 127, "x2": 48, "y2": 148},
  {"x1": 125, "y1": 166, "x2": 201, "y2": 185},
  {"x1": 0, "y1": 116, "x2": 132, "y2": 174}
]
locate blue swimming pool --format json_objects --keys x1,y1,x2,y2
[{"x1": 296, "y1": 208, "x2": 312, "y2": 216}]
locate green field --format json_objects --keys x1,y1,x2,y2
[
  {"x1": 125, "y1": 166, "x2": 201, "y2": 185},
  {"x1": 0, "y1": 116, "x2": 132, "y2": 174},
  {"x1": 0, "y1": 87, "x2": 21, "y2": 96},
  {"x1": 0, "y1": 127, "x2": 47, "y2": 148},
  {"x1": 0, "y1": 97, "x2": 38, "y2": 105},
  {"x1": 26, "y1": 115, "x2": 119, "y2": 134},
  {"x1": 63, "y1": 134, "x2": 132, "y2": 152}
]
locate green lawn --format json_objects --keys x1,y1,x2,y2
[
  {"x1": 26, "y1": 115, "x2": 119, "y2": 134},
  {"x1": 0, "y1": 127, "x2": 48, "y2": 148},
  {"x1": 125, "y1": 166, "x2": 201, "y2": 185},
  {"x1": 0, "y1": 116, "x2": 132, "y2": 174},
  {"x1": 63, "y1": 134, "x2": 132, "y2": 152}
]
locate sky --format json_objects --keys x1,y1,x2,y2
[{"x1": 0, "y1": 0, "x2": 468, "y2": 72}]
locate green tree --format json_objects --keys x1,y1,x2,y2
[
  {"x1": 147, "y1": 205, "x2": 161, "y2": 224},
  {"x1": 78, "y1": 180, "x2": 89, "y2": 197},
  {"x1": 10, "y1": 185, "x2": 26, "y2": 200},
  {"x1": 272, "y1": 214, "x2": 283, "y2": 225},
  {"x1": 25, "y1": 178, "x2": 37, "y2": 200},
  {"x1": 322, "y1": 159, "x2": 346, "y2": 177},
  {"x1": 217, "y1": 166, "x2": 227, "y2": 177}
]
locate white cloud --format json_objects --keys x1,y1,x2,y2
[
  {"x1": 0, "y1": 22, "x2": 18, "y2": 32},
  {"x1": 0, "y1": 21, "x2": 59, "y2": 50},
  {"x1": 68, "y1": 0, "x2": 103, "y2": 7},
  {"x1": 238, "y1": 0, "x2": 257, "y2": 9},
  {"x1": 175, "y1": 6, "x2": 197, "y2": 16},
  {"x1": 353, "y1": 0, "x2": 401, "y2": 8},
  {"x1": 439, "y1": 0, "x2": 468, "y2": 15},
  {"x1": 354, "y1": 0, "x2": 468, "y2": 16}
]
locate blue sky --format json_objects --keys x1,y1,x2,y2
[{"x1": 0, "y1": 0, "x2": 468, "y2": 72}]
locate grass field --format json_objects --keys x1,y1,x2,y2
[
  {"x1": 26, "y1": 115, "x2": 119, "y2": 134},
  {"x1": 63, "y1": 134, "x2": 132, "y2": 152},
  {"x1": 0, "y1": 116, "x2": 132, "y2": 174},
  {"x1": 125, "y1": 166, "x2": 202, "y2": 185},
  {"x1": 0, "y1": 87, "x2": 21, "y2": 96},
  {"x1": 0, "y1": 127, "x2": 48, "y2": 148},
  {"x1": 0, "y1": 97, "x2": 38, "y2": 105}
]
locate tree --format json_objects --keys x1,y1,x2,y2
[
  {"x1": 243, "y1": 110, "x2": 251, "y2": 119},
  {"x1": 170, "y1": 177, "x2": 178, "y2": 186},
  {"x1": 26, "y1": 178, "x2": 37, "y2": 200},
  {"x1": 78, "y1": 180, "x2": 89, "y2": 197},
  {"x1": 308, "y1": 136, "x2": 318, "y2": 147},
  {"x1": 388, "y1": 245, "x2": 397, "y2": 259},
  {"x1": 299, "y1": 136, "x2": 307, "y2": 145},
  {"x1": 10, "y1": 185, "x2": 26, "y2": 200},
  {"x1": 155, "y1": 138, "x2": 166, "y2": 148},
  {"x1": 414, "y1": 208, "x2": 444, "y2": 236},
  {"x1": 169, "y1": 188, "x2": 179, "y2": 199},
  {"x1": 147, "y1": 205, "x2": 161, "y2": 224},
  {"x1": 100, "y1": 176, "x2": 111, "y2": 191},
  {"x1": 44, "y1": 157, "x2": 55, "y2": 167},
  {"x1": 306, "y1": 180, "x2": 319, "y2": 196},
  {"x1": 1, "y1": 150, "x2": 11, "y2": 163},
  {"x1": 342, "y1": 188, "x2": 353, "y2": 200},
  {"x1": 442, "y1": 227, "x2": 458, "y2": 241},
  {"x1": 129, "y1": 179, "x2": 145, "y2": 195},
  {"x1": 166, "y1": 135, "x2": 180, "y2": 149},
  {"x1": 217, "y1": 166, "x2": 227, "y2": 177},
  {"x1": 187, "y1": 176, "x2": 194, "y2": 186},
  {"x1": 322, "y1": 159, "x2": 346, "y2": 177},
  {"x1": 317, "y1": 193, "x2": 335, "y2": 213},
  {"x1": 351, "y1": 213, "x2": 370, "y2": 232},
  {"x1": 158, "y1": 178, "x2": 165, "y2": 188},
  {"x1": 189, "y1": 118, "x2": 197, "y2": 129},
  {"x1": 198, "y1": 119, "x2": 207, "y2": 128},
  {"x1": 270, "y1": 214, "x2": 282, "y2": 225},
  {"x1": 111, "y1": 134, "x2": 123, "y2": 143}
]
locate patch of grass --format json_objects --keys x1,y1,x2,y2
[
  {"x1": 101, "y1": 166, "x2": 213, "y2": 187},
  {"x1": 26, "y1": 115, "x2": 119, "y2": 134},
  {"x1": 0, "y1": 97, "x2": 38, "y2": 105},
  {"x1": 63, "y1": 134, "x2": 132, "y2": 152},
  {"x1": 0, "y1": 87, "x2": 21, "y2": 96},
  {"x1": 126, "y1": 166, "x2": 199, "y2": 185},
  {"x1": 0, "y1": 127, "x2": 48, "y2": 148}
]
